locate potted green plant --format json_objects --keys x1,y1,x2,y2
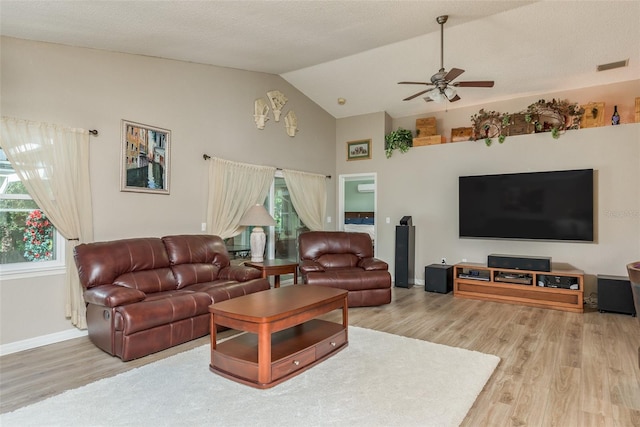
[{"x1": 384, "y1": 128, "x2": 413, "y2": 158}]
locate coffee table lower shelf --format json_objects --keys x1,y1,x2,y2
[{"x1": 210, "y1": 319, "x2": 347, "y2": 389}]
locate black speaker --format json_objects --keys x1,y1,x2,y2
[
  {"x1": 400, "y1": 216, "x2": 412, "y2": 226},
  {"x1": 488, "y1": 254, "x2": 551, "y2": 272},
  {"x1": 395, "y1": 225, "x2": 415, "y2": 288},
  {"x1": 598, "y1": 274, "x2": 637, "y2": 316},
  {"x1": 425, "y1": 264, "x2": 453, "y2": 294}
]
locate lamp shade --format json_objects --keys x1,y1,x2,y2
[
  {"x1": 239, "y1": 204, "x2": 276, "y2": 227},
  {"x1": 426, "y1": 88, "x2": 444, "y2": 103},
  {"x1": 238, "y1": 204, "x2": 275, "y2": 262},
  {"x1": 443, "y1": 86, "x2": 457, "y2": 99}
]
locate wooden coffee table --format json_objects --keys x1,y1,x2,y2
[{"x1": 209, "y1": 285, "x2": 348, "y2": 389}]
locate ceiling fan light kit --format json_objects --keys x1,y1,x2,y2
[{"x1": 399, "y1": 15, "x2": 494, "y2": 104}]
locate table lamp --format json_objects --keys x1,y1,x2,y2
[{"x1": 239, "y1": 204, "x2": 276, "y2": 262}]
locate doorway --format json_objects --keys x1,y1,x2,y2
[{"x1": 338, "y1": 173, "x2": 377, "y2": 256}]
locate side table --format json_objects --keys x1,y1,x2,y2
[{"x1": 244, "y1": 259, "x2": 298, "y2": 288}]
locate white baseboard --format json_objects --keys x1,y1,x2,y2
[{"x1": 0, "y1": 328, "x2": 88, "y2": 356}]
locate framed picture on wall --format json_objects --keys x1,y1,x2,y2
[
  {"x1": 346, "y1": 139, "x2": 371, "y2": 161},
  {"x1": 120, "y1": 120, "x2": 171, "y2": 194}
]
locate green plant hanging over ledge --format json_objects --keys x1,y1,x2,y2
[
  {"x1": 384, "y1": 128, "x2": 413, "y2": 158},
  {"x1": 471, "y1": 98, "x2": 585, "y2": 146},
  {"x1": 525, "y1": 99, "x2": 584, "y2": 139}
]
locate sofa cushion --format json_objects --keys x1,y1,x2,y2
[
  {"x1": 84, "y1": 284, "x2": 146, "y2": 307},
  {"x1": 305, "y1": 269, "x2": 391, "y2": 292},
  {"x1": 316, "y1": 253, "x2": 360, "y2": 269},
  {"x1": 184, "y1": 278, "x2": 270, "y2": 303},
  {"x1": 75, "y1": 238, "x2": 173, "y2": 290},
  {"x1": 114, "y1": 267, "x2": 178, "y2": 293},
  {"x1": 114, "y1": 290, "x2": 211, "y2": 335},
  {"x1": 218, "y1": 265, "x2": 262, "y2": 281},
  {"x1": 163, "y1": 235, "x2": 231, "y2": 288},
  {"x1": 299, "y1": 231, "x2": 373, "y2": 260},
  {"x1": 171, "y1": 263, "x2": 222, "y2": 289},
  {"x1": 163, "y1": 234, "x2": 230, "y2": 267}
]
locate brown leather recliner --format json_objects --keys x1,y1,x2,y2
[{"x1": 298, "y1": 231, "x2": 391, "y2": 307}]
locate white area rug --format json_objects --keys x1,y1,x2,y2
[{"x1": 1, "y1": 326, "x2": 500, "y2": 427}]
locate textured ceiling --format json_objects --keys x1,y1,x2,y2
[{"x1": 1, "y1": 1, "x2": 639, "y2": 119}]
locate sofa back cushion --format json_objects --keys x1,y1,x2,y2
[
  {"x1": 162, "y1": 234, "x2": 230, "y2": 288},
  {"x1": 298, "y1": 231, "x2": 373, "y2": 268},
  {"x1": 316, "y1": 253, "x2": 360, "y2": 268},
  {"x1": 74, "y1": 238, "x2": 175, "y2": 290},
  {"x1": 113, "y1": 268, "x2": 178, "y2": 293}
]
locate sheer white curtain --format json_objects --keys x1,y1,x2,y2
[
  {"x1": 206, "y1": 157, "x2": 275, "y2": 238},
  {"x1": 282, "y1": 169, "x2": 326, "y2": 231},
  {"x1": 1, "y1": 117, "x2": 94, "y2": 329}
]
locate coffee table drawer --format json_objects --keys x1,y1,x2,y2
[
  {"x1": 316, "y1": 329, "x2": 347, "y2": 359},
  {"x1": 272, "y1": 347, "x2": 315, "y2": 380}
]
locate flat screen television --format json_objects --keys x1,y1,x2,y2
[{"x1": 459, "y1": 169, "x2": 594, "y2": 242}]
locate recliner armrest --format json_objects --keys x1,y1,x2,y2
[
  {"x1": 84, "y1": 285, "x2": 146, "y2": 307},
  {"x1": 359, "y1": 257, "x2": 389, "y2": 271},
  {"x1": 218, "y1": 265, "x2": 262, "y2": 282},
  {"x1": 299, "y1": 259, "x2": 325, "y2": 274}
]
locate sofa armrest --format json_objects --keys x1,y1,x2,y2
[
  {"x1": 299, "y1": 260, "x2": 325, "y2": 275},
  {"x1": 359, "y1": 257, "x2": 389, "y2": 271},
  {"x1": 218, "y1": 265, "x2": 262, "y2": 282},
  {"x1": 84, "y1": 285, "x2": 146, "y2": 307}
]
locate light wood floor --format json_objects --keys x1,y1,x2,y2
[{"x1": 2, "y1": 287, "x2": 639, "y2": 426}]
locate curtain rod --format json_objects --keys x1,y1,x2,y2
[
  {"x1": 202, "y1": 154, "x2": 331, "y2": 179},
  {"x1": 89, "y1": 130, "x2": 98, "y2": 136}
]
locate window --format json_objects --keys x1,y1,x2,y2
[
  {"x1": 268, "y1": 175, "x2": 307, "y2": 259},
  {"x1": 0, "y1": 148, "x2": 64, "y2": 276},
  {"x1": 229, "y1": 172, "x2": 306, "y2": 261}
]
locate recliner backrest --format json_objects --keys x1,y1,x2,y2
[
  {"x1": 74, "y1": 238, "x2": 176, "y2": 292},
  {"x1": 298, "y1": 231, "x2": 373, "y2": 268},
  {"x1": 162, "y1": 234, "x2": 231, "y2": 289}
]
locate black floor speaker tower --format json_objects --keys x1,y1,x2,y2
[
  {"x1": 598, "y1": 274, "x2": 637, "y2": 316},
  {"x1": 395, "y1": 217, "x2": 415, "y2": 288},
  {"x1": 425, "y1": 264, "x2": 453, "y2": 294}
]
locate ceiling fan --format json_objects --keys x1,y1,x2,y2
[{"x1": 398, "y1": 15, "x2": 494, "y2": 103}]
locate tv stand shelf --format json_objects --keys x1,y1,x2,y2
[{"x1": 453, "y1": 262, "x2": 584, "y2": 313}]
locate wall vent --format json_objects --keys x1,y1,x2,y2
[{"x1": 596, "y1": 59, "x2": 629, "y2": 72}]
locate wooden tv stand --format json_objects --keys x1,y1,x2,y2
[{"x1": 453, "y1": 262, "x2": 584, "y2": 313}]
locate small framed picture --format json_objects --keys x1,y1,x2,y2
[
  {"x1": 121, "y1": 120, "x2": 171, "y2": 194},
  {"x1": 346, "y1": 139, "x2": 371, "y2": 161}
]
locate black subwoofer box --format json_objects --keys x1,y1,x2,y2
[
  {"x1": 488, "y1": 254, "x2": 551, "y2": 272},
  {"x1": 425, "y1": 264, "x2": 453, "y2": 294},
  {"x1": 598, "y1": 274, "x2": 636, "y2": 316}
]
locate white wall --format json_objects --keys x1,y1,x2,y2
[
  {"x1": 2, "y1": 36, "x2": 638, "y2": 347},
  {"x1": 0, "y1": 37, "x2": 336, "y2": 345},
  {"x1": 337, "y1": 83, "x2": 640, "y2": 298}
]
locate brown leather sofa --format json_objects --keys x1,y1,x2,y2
[
  {"x1": 298, "y1": 231, "x2": 391, "y2": 307},
  {"x1": 74, "y1": 234, "x2": 270, "y2": 361}
]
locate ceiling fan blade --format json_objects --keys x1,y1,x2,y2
[
  {"x1": 454, "y1": 80, "x2": 495, "y2": 88},
  {"x1": 444, "y1": 68, "x2": 465, "y2": 81},
  {"x1": 403, "y1": 89, "x2": 431, "y2": 101},
  {"x1": 398, "y1": 81, "x2": 432, "y2": 86},
  {"x1": 448, "y1": 94, "x2": 461, "y2": 102}
]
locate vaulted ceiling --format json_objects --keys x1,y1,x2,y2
[{"x1": 2, "y1": 1, "x2": 639, "y2": 119}]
